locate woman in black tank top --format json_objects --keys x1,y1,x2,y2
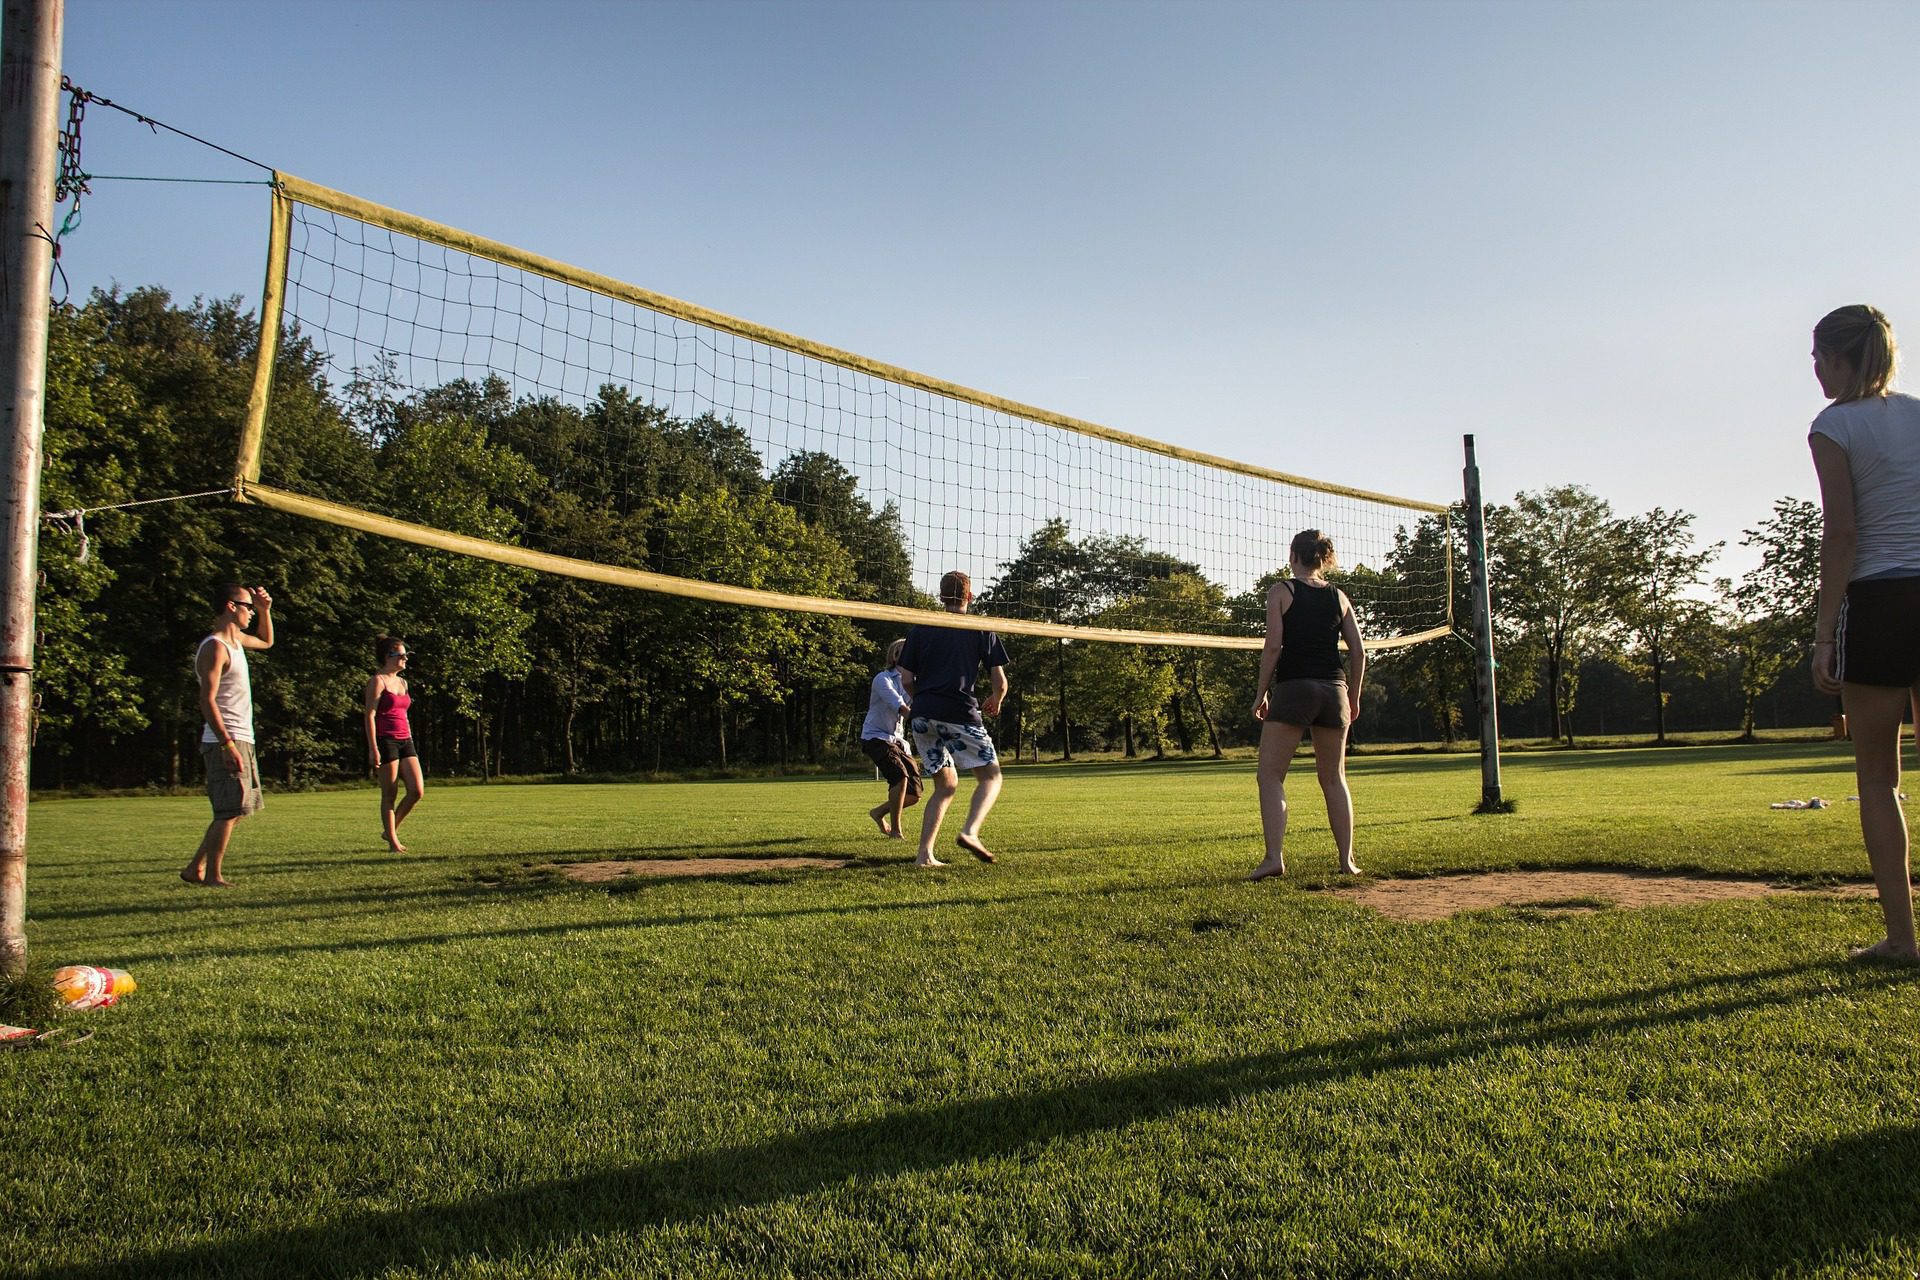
[{"x1": 1249, "y1": 530, "x2": 1367, "y2": 880}]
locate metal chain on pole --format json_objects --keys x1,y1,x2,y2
[{"x1": 55, "y1": 77, "x2": 87, "y2": 207}]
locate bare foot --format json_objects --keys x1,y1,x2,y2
[
  {"x1": 206, "y1": 876, "x2": 232, "y2": 888},
  {"x1": 1337, "y1": 860, "x2": 1362, "y2": 876},
  {"x1": 915, "y1": 854, "x2": 948, "y2": 868},
  {"x1": 1849, "y1": 938, "x2": 1920, "y2": 965},
  {"x1": 955, "y1": 833, "x2": 996, "y2": 864},
  {"x1": 179, "y1": 867, "x2": 203, "y2": 886},
  {"x1": 1247, "y1": 856, "x2": 1286, "y2": 882},
  {"x1": 387, "y1": 841, "x2": 408, "y2": 854},
  {"x1": 886, "y1": 830, "x2": 907, "y2": 841},
  {"x1": 868, "y1": 809, "x2": 891, "y2": 836}
]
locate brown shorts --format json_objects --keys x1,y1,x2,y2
[
  {"x1": 203, "y1": 740, "x2": 264, "y2": 819},
  {"x1": 861, "y1": 737, "x2": 923, "y2": 799},
  {"x1": 1267, "y1": 678, "x2": 1350, "y2": 730}
]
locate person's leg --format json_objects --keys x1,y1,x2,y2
[
  {"x1": 871, "y1": 778, "x2": 907, "y2": 837},
  {"x1": 1843, "y1": 681, "x2": 1917, "y2": 960},
  {"x1": 187, "y1": 744, "x2": 245, "y2": 885},
  {"x1": 394, "y1": 756, "x2": 425, "y2": 830},
  {"x1": 198, "y1": 816, "x2": 242, "y2": 886},
  {"x1": 1252, "y1": 720, "x2": 1307, "y2": 880},
  {"x1": 955, "y1": 764, "x2": 1003, "y2": 861},
  {"x1": 1310, "y1": 722, "x2": 1358, "y2": 874},
  {"x1": 917, "y1": 767, "x2": 959, "y2": 866},
  {"x1": 379, "y1": 759, "x2": 404, "y2": 851},
  {"x1": 888, "y1": 774, "x2": 915, "y2": 837},
  {"x1": 183, "y1": 816, "x2": 240, "y2": 885},
  {"x1": 863, "y1": 741, "x2": 894, "y2": 834}
]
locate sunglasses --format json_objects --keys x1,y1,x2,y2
[{"x1": 229, "y1": 600, "x2": 256, "y2": 611}]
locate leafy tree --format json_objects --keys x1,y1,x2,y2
[
  {"x1": 1612, "y1": 507, "x2": 1722, "y2": 743},
  {"x1": 979, "y1": 519, "x2": 1085, "y2": 758},
  {"x1": 1489, "y1": 485, "x2": 1624, "y2": 746},
  {"x1": 1352, "y1": 506, "x2": 1475, "y2": 743},
  {"x1": 1075, "y1": 609, "x2": 1179, "y2": 758},
  {"x1": 1138, "y1": 572, "x2": 1235, "y2": 756},
  {"x1": 1718, "y1": 496, "x2": 1824, "y2": 740},
  {"x1": 770, "y1": 451, "x2": 916, "y2": 605},
  {"x1": 47, "y1": 289, "x2": 374, "y2": 786},
  {"x1": 647, "y1": 488, "x2": 860, "y2": 766},
  {"x1": 34, "y1": 302, "x2": 148, "y2": 775},
  {"x1": 372, "y1": 399, "x2": 539, "y2": 777},
  {"x1": 1735, "y1": 497, "x2": 1821, "y2": 643}
]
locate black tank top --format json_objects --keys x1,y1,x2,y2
[{"x1": 1272, "y1": 580, "x2": 1345, "y2": 682}]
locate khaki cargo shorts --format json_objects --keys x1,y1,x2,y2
[{"x1": 203, "y1": 740, "x2": 264, "y2": 819}]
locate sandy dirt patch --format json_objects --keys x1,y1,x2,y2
[
  {"x1": 553, "y1": 856, "x2": 853, "y2": 882},
  {"x1": 1323, "y1": 869, "x2": 1876, "y2": 923}
]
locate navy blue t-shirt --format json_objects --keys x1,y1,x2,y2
[{"x1": 898, "y1": 623, "x2": 1009, "y2": 727}]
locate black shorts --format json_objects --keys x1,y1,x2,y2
[
  {"x1": 860, "y1": 737, "x2": 923, "y2": 798},
  {"x1": 1838, "y1": 576, "x2": 1920, "y2": 688},
  {"x1": 377, "y1": 736, "x2": 418, "y2": 764}
]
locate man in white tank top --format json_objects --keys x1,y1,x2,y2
[{"x1": 181, "y1": 583, "x2": 275, "y2": 887}]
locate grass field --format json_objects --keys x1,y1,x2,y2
[{"x1": 5, "y1": 742, "x2": 1918, "y2": 1278}]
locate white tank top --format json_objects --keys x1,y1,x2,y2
[{"x1": 198, "y1": 635, "x2": 255, "y2": 745}]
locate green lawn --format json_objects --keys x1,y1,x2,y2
[{"x1": 5, "y1": 743, "x2": 1917, "y2": 1279}]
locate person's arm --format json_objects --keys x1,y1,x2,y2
[
  {"x1": 983, "y1": 665, "x2": 1008, "y2": 718},
  {"x1": 236, "y1": 585, "x2": 275, "y2": 651},
  {"x1": 1339, "y1": 591, "x2": 1366, "y2": 721},
  {"x1": 364, "y1": 677, "x2": 383, "y2": 770},
  {"x1": 1810, "y1": 433, "x2": 1855, "y2": 695},
  {"x1": 1252, "y1": 582, "x2": 1290, "y2": 720},
  {"x1": 197, "y1": 641, "x2": 243, "y2": 774},
  {"x1": 896, "y1": 665, "x2": 917, "y2": 700}
]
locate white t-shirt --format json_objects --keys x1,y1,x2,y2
[
  {"x1": 197, "y1": 635, "x2": 255, "y2": 745},
  {"x1": 1809, "y1": 391, "x2": 1920, "y2": 581},
  {"x1": 860, "y1": 668, "x2": 909, "y2": 742}
]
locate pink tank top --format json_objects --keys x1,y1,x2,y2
[{"x1": 375, "y1": 688, "x2": 411, "y2": 740}]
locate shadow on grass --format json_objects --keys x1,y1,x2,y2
[
  {"x1": 26, "y1": 876, "x2": 559, "y2": 926},
  {"x1": 30, "y1": 840, "x2": 841, "y2": 926},
  {"x1": 38, "y1": 961, "x2": 1914, "y2": 1279},
  {"x1": 1730, "y1": 759, "x2": 1858, "y2": 779},
  {"x1": 90, "y1": 870, "x2": 1258, "y2": 965},
  {"x1": 1457, "y1": 1122, "x2": 1920, "y2": 1279},
  {"x1": 1507, "y1": 742, "x2": 1848, "y2": 773}
]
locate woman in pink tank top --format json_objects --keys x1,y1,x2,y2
[{"x1": 363, "y1": 635, "x2": 425, "y2": 853}]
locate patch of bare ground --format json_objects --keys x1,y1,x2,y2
[
  {"x1": 1322, "y1": 869, "x2": 1878, "y2": 923},
  {"x1": 552, "y1": 857, "x2": 853, "y2": 883}
]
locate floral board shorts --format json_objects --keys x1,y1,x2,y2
[{"x1": 909, "y1": 716, "x2": 999, "y2": 776}]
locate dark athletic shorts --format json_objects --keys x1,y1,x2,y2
[
  {"x1": 1267, "y1": 678, "x2": 1351, "y2": 730},
  {"x1": 860, "y1": 736, "x2": 923, "y2": 799},
  {"x1": 1838, "y1": 575, "x2": 1920, "y2": 687},
  {"x1": 377, "y1": 736, "x2": 418, "y2": 763},
  {"x1": 202, "y1": 740, "x2": 263, "y2": 820}
]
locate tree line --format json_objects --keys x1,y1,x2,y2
[{"x1": 32, "y1": 288, "x2": 1831, "y2": 790}]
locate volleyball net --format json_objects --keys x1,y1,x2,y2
[{"x1": 235, "y1": 173, "x2": 1452, "y2": 650}]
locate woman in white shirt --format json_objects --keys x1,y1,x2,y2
[{"x1": 1809, "y1": 304, "x2": 1920, "y2": 963}]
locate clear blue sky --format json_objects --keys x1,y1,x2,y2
[{"x1": 53, "y1": 0, "x2": 1920, "y2": 582}]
